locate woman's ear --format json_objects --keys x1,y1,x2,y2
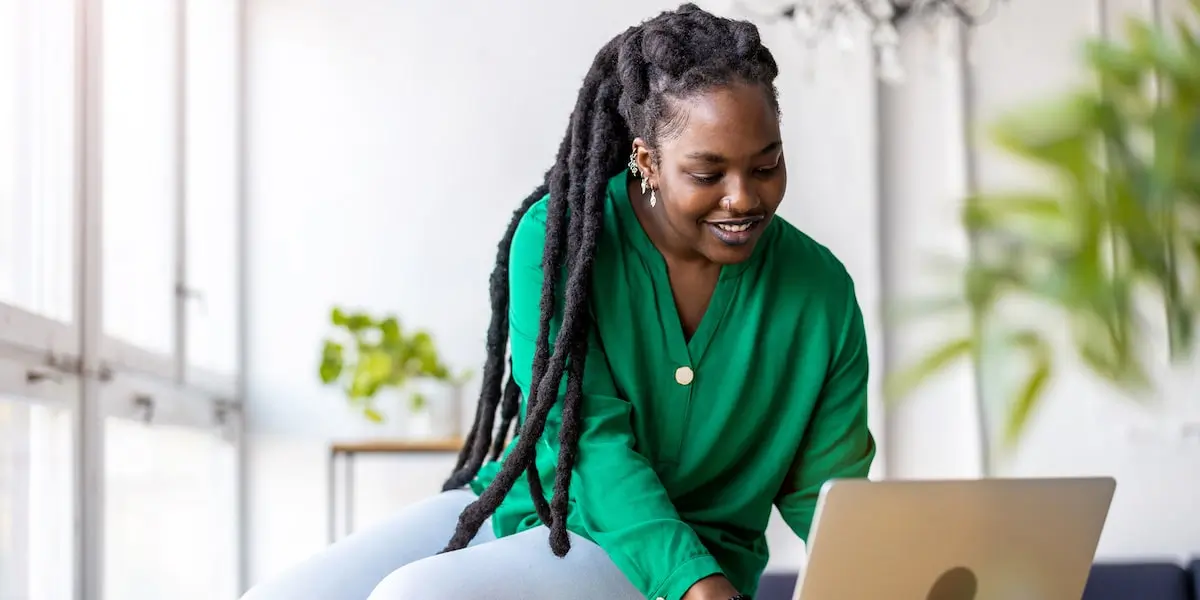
[{"x1": 632, "y1": 138, "x2": 657, "y2": 189}]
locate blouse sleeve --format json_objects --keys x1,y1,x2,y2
[{"x1": 774, "y1": 276, "x2": 877, "y2": 541}]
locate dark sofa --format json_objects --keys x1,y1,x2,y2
[{"x1": 755, "y1": 559, "x2": 1200, "y2": 600}]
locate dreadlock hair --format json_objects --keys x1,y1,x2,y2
[{"x1": 440, "y1": 2, "x2": 781, "y2": 557}]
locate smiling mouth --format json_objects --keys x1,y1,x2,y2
[
  {"x1": 714, "y1": 221, "x2": 755, "y2": 233},
  {"x1": 707, "y1": 216, "x2": 764, "y2": 233},
  {"x1": 704, "y1": 215, "x2": 767, "y2": 247}
]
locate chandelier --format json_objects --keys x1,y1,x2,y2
[{"x1": 732, "y1": 0, "x2": 1006, "y2": 82}]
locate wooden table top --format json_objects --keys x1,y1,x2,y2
[{"x1": 330, "y1": 437, "x2": 464, "y2": 454}]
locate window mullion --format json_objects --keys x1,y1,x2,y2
[
  {"x1": 73, "y1": 0, "x2": 105, "y2": 597},
  {"x1": 173, "y1": 0, "x2": 188, "y2": 386}
]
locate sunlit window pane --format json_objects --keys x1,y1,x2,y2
[
  {"x1": 0, "y1": 396, "x2": 75, "y2": 600},
  {"x1": 185, "y1": 0, "x2": 240, "y2": 377},
  {"x1": 101, "y1": 0, "x2": 177, "y2": 356},
  {"x1": 0, "y1": 0, "x2": 77, "y2": 324},
  {"x1": 104, "y1": 417, "x2": 237, "y2": 600}
]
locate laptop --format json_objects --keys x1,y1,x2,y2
[{"x1": 793, "y1": 476, "x2": 1116, "y2": 600}]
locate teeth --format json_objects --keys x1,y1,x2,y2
[{"x1": 716, "y1": 222, "x2": 752, "y2": 233}]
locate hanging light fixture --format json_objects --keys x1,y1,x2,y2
[{"x1": 732, "y1": 0, "x2": 1005, "y2": 82}]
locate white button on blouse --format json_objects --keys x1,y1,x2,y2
[{"x1": 674, "y1": 366, "x2": 694, "y2": 386}]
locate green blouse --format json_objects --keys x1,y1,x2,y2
[{"x1": 470, "y1": 171, "x2": 875, "y2": 600}]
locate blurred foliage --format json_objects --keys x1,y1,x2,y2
[
  {"x1": 318, "y1": 306, "x2": 468, "y2": 423},
  {"x1": 886, "y1": 2, "x2": 1200, "y2": 449}
]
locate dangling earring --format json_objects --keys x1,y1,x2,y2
[{"x1": 630, "y1": 150, "x2": 657, "y2": 208}]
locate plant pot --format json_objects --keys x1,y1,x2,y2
[
  {"x1": 367, "y1": 380, "x2": 457, "y2": 440},
  {"x1": 357, "y1": 381, "x2": 462, "y2": 440},
  {"x1": 410, "y1": 379, "x2": 462, "y2": 441},
  {"x1": 403, "y1": 404, "x2": 435, "y2": 440}
]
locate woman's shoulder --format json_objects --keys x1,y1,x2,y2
[
  {"x1": 510, "y1": 192, "x2": 554, "y2": 264},
  {"x1": 510, "y1": 178, "x2": 625, "y2": 266},
  {"x1": 515, "y1": 192, "x2": 553, "y2": 232},
  {"x1": 757, "y1": 218, "x2": 862, "y2": 351},
  {"x1": 763, "y1": 216, "x2": 855, "y2": 297}
]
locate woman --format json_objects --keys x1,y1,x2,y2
[{"x1": 243, "y1": 4, "x2": 874, "y2": 600}]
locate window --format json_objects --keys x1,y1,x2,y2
[
  {"x1": 0, "y1": 0, "x2": 78, "y2": 343},
  {"x1": 103, "y1": 386, "x2": 238, "y2": 600},
  {"x1": 100, "y1": 0, "x2": 242, "y2": 388},
  {"x1": 0, "y1": 392, "x2": 75, "y2": 600},
  {"x1": 184, "y1": 0, "x2": 241, "y2": 382},
  {"x1": 0, "y1": 0, "x2": 244, "y2": 598},
  {"x1": 100, "y1": 0, "x2": 178, "y2": 362}
]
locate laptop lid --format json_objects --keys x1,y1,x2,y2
[{"x1": 793, "y1": 477, "x2": 1116, "y2": 600}]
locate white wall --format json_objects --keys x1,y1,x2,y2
[{"x1": 243, "y1": 0, "x2": 1200, "y2": 589}]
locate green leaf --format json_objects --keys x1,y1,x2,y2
[
  {"x1": 883, "y1": 294, "x2": 968, "y2": 327},
  {"x1": 963, "y1": 193, "x2": 1067, "y2": 224},
  {"x1": 1176, "y1": 17, "x2": 1200, "y2": 60},
  {"x1": 363, "y1": 407, "x2": 385, "y2": 423},
  {"x1": 360, "y1": 350, "x2": 393, "y2": 380},
  {"x1": 318, "y1": 340, "x2": 344, "y2": 384},
  {"x1": 1084, "y1": 39, "x2": 1144, "y2": 91},
  {"x1": 410, "y1": 392, "x2": 427, "y2": 412},
  {"x1": 884, "y1": 337, "x2": 975, "y2": 404},
  {"x1": 380, "y1": 317, "x2": 402, "y2": 344},
  {"x1": 410, "y1": 331, "x2": 442, "y2": 374},
  {"x1": 387, "y1": 369, "x2": 409, "y2": 388},
  {"x1": 318, "y1": 306, "x2": 462, "y2": 423},
  {"x1": 1003, "y1": 353, "x2": 1052, "y2": 447},
  {"x1": 427, "y1": 363, "x2": 450, "y2": 380},
  {"x1": 344, "y1": 313, "x2": 373, "y2": 332},
  {"x1": 987, "y1": 93, "x2": 1098, "y2": 184},
  {"x1": 1000, "y1": 330, "x2": 1054, "y2": 447}
]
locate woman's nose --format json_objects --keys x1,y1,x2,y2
[{"x1": 722, "y1": 180, "x2": 760, "y2": 214}]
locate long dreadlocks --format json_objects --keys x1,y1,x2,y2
[{"x1": 441, "y1": 3, "x2": 781, "y2": 557}]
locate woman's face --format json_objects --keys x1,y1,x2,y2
[{"x1": 633, "y1": 81, "x2": 786, "y2": 265}]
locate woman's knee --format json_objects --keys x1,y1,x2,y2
[
  {"x1": 239, "y1": 491, "x2": 480, "y2": 600},
  {"x1": 238, "y1": 579, "x2": 298, "y2": 600},
  {"x1": 366, "y1": 557, "x2": 470, "y2": 600}
]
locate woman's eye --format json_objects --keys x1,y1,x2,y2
[
  {"x1": 690, "y1": 173, "x2": 721, "y2": 185},
  {"x1": 755, "y1": 164, "x2": 779, "y2": 176}
]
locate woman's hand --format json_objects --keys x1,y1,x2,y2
[{"x1": 681, "y1": 574, "x2": 741, "y2": 600}]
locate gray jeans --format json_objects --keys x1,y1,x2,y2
[{"x1": 239, "y1": 490, "x2": 643, "y2": 600}]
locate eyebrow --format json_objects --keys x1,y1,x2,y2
[{"x1": 684, "y1": 141, "x2": 783, "y2": 164}]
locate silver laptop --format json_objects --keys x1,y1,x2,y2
[{"x1": 793, "y1": 477, "x2": 1116, "y2": 600}]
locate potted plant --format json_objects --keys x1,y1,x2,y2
[
  {"x1": 318, "y1": 306, "x2": 470, "y2": 439},
  {"x1": 886, "y1": 3, "x2": 1200, "y2": 468}
]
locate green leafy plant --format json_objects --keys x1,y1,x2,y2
[
  {"x1": 886, "y1": 2, "x2": 1200, "y2": 452},
  {"x1": 318, "y1": 306, "x2": 468, "y2": 423}
]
